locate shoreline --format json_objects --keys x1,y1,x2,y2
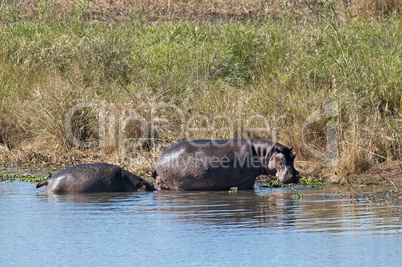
[{"x1": 1, "y1": 158, "x2": 401, "y2": 187}]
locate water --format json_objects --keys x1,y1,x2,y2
[{"x1": 0, "y1": 180, "x2": 401, "y2": 266}]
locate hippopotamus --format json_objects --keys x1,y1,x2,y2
[
  {"x1": 151, "y1": 138, "x2": 299, "y2": 190},
  {"x1": 36, "y1": 163, "x2": 155, "y2": 194}
]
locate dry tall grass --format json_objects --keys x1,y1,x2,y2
[
  {"x1": 0, "y1": 0, "x2": 401, "y2": 183},
  {"x1": 3, "y1": 0, "x2": 401, "y2": 22}
]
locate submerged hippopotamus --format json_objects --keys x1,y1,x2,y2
[
  {"x1": 152, "y1": 138, "x2": 299, "y2": 190},
  {"x1": 36, "y1": 163, "x2": 155, "y2": 194}
]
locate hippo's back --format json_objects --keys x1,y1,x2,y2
[
  {"x1": 37, "y1": 163, "x2": 130, "y2": 194},
  {"x1": 153, "y1": 139, "x2": 259, "y2": 190}
]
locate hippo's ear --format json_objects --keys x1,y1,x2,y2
[
  {"x1": 273, "y1": 144, "x2": 282, "y2": 153},
  {"x1": 289, "y1": 147, "x2": 295, "y2": 157}
]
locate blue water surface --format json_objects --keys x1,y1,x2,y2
[{"x1": 0, "y1": 180, "x2": 400, "y2": 266}]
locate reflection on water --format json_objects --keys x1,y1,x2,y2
[
  {"x1": 154, "y1": 190, "x2": 298, "y2": 228},
  {"x1": 0, "y1": 180, "x2": 401, "y2": 266},
  {"x1": 153, "y1": 188, "x2": 401, "y2": 235}
]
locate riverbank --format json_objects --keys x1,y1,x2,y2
[{"x1": 0, "y1": 1, "x2": 401, "y2": 186}]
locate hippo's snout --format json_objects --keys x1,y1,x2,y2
[
  {"x1": 278, "y1": 167, "x2": 300, "y2": 184},
  {"x1": 142, "y1": 181, "x2": 156, "y2": 191}
]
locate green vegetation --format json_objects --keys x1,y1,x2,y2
[
  {"x1": 0, "y1": 173, "x2": 48, "y2": 183},
  {"x1": 0, "y1": 1, "x2": 400, "y2": 184},
  {"x1": 260, "y1": 177, "x2": 326, "y2": 188},
  {"x1": 290, "y1": 192, "x2": 304, "y2": 200},
  {"x1": 290, "y1": 187, "x2": 304, "y2": 199},
  {"x1": 260, "y1": 180, "x2": 285, "y2": 188},
  {"x1": 300, "y1": 177, "x2": 327, "y2": 187}
]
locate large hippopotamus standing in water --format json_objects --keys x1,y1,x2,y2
[
  {"x1": 152, "y1": 139, "x2": 299, "y2": 190},
  {"x1": 36, "y1": 163, "x2": 155, "y2": 194}
]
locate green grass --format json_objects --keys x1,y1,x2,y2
[{"x1": 0, "y1": 2, "x2": 400, "y2": 181}]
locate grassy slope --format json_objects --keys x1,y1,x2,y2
[{"x1": 0, "y1": 1, "x2": 401, "y2": 185}]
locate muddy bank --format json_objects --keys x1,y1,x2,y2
[{"x1": 249, "y1": 160, "x2": 402, "y2": 188}]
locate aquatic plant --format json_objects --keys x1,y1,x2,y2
[
  {"x1": 299, "y1": 177, "x2": 327, "y2": 187},
  {"x1": 260, "y1": 180, "x2": 283, "y2": 188},
  {"x1": 260, "y1": 176, "x2": 326, "y2": 188},
  {"x1": 0, "y1": 173, "x2": 48, "y2": 183},
  {"x1": 290, "y1": 193, "x2": 304, "y2": 200}
]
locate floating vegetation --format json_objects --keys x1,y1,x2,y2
[
  {"x1": 290, "y1": 193, "x2": 304, "y2": 200},
  {"x1": 260, "y1": 180, "x2": 296, "y2": 188},
  {"x1": 0, "y1": 173, "x2": 49, "y2": 183},
  {"x1": 260, "y1": 180, "x2": 283, "y2": 188},
  {"x1": 299, "y1": 177, "x2": 327, "y2": 187},
  {"x1": 260, "y1": 177, "x2": 325, "y2": 188}
]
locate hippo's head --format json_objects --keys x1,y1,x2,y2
[{"x1": 266, "y1": 145, "x2": 299, "y2": 184}]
